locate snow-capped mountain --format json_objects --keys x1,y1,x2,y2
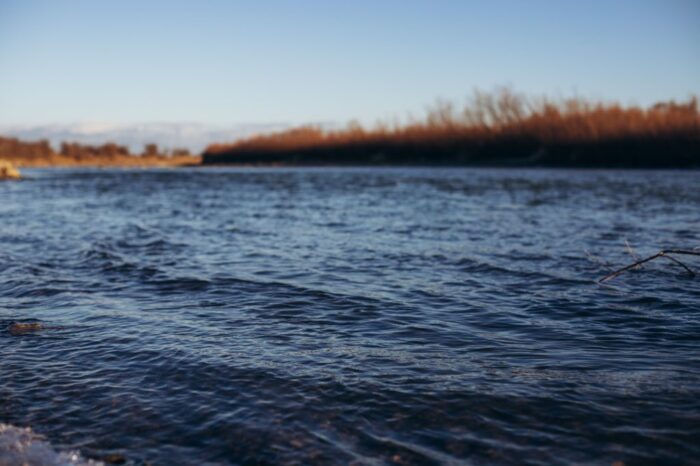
[{"x1": 0, "y1": 122, "x2": 293, "y2": 154}]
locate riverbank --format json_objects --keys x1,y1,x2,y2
[
  {"x1": 203, "y1": 91, "x2": 700, "y2": 168},
  {"x1": 4, "y1": 92, "x2": 699, "y2": 169},
  {"x1": 8, "y1": 154, "x2": 201, "y2": 168},
  {"x1": 202, "y1": 137, "x2": 700, "y2": 168},
  {"x1": 0, "y1": 136, "x2": 200, "y2": 168}
]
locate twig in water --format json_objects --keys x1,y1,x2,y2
[
  {"x1": 624, "y1": 238, "x2": 641, "y2": 268},
  {"x1": 599, "y1": 249, "x2": 700, "y2": 283},
  {"x1": 585, "y1": 249, "x2": 614, "y2": 272}
]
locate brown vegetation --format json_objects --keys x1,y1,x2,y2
[
  {"x1": 0, "y1": 137, "x2": 200, "y2": 167},
  {"x1": 203, "y1": 89, "x2": 700, "y2": 167}
]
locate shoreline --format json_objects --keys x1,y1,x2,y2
[
  {"x1": 6, "y1": 156, "x2": 201, "y2": 169},
  {"x1": 15, "y1": 161, "x2": 700, "y2": 171},
  {"x1": 202, "y1": 92, "x2": 700, "y2": 169},
  {"x1": 201, "y1": 141, "x2": 700, "y2": 169}
]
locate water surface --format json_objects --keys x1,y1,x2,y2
[{"x1": 1, "y1": 167, "x2": 699, "y2": 465}]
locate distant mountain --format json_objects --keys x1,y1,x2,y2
[{"x1": 0, "y1": 122, "x2": 293, "y2": 154}]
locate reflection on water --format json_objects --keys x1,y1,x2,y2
[{"x1": 1, "y1": 167, "x2": 699, "y2": 465}]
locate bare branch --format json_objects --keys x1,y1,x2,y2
[
  {"x1": 661, "y1": 249, "x2": 700, "y2": 257},
  {"x1": 661, "y1": 255, "x2": 696, "y2": 277},
  {"x1": 599, "y1": 252, "x2": 665, "y2": 282},
  {"x1": 598, "y1": 249, "x2": 699, "y2": 283}
]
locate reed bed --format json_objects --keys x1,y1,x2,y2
[{"x1": 204, "y1": 89, "x2": 700, "y2": 167}]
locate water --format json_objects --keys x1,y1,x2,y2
[{"x1": 1, "y1": 167, "x2": 699, "y2": 465}]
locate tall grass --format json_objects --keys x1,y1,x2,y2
[{"x1": 204, "y1": 89, "x2": 699, "y2": 166}]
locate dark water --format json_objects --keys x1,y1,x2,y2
[{"x1": 1, "y1": 167, "x2": 699, "y2": 465}]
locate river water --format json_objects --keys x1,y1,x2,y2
[{"x1": 1, "y1": 167, "x2": 699, "y2": 465}]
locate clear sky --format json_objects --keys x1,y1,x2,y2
[{"x1": 1, "y1": 0, "x2": 698, "y2": 126}]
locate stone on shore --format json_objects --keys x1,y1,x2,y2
[{"x1": 0, "y1": 160, "x2": 21, "y2": 180}]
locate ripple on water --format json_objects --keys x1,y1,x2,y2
[{"x1": 1, "y1": 167, "x2": 699, "y2": 465}]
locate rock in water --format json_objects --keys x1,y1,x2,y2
[
  {"x1": 0, "y1": 160, "x2": 21, "y2": 180},
  {"x1": 8, "y1": 322, "x2": 43, "y2": 335}
]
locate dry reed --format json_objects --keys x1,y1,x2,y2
[{"x1": 205, "y1": 89, "x2": 700, "y2": 158}]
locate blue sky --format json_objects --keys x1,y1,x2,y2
[{"x1": 1, "y1": 0, "x2": 698, "y2": 126}]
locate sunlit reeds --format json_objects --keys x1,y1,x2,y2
[{"x1": 204, "y1": 89, "x2": 700, "y2": 166}]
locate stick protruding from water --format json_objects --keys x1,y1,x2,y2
[{"x1": 599, "y1": 249, "x2": 700, "y2": 283}]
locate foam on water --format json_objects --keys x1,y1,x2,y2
[{"x1": 0, "y1": 423, "x2": 102, "y2": 466}]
